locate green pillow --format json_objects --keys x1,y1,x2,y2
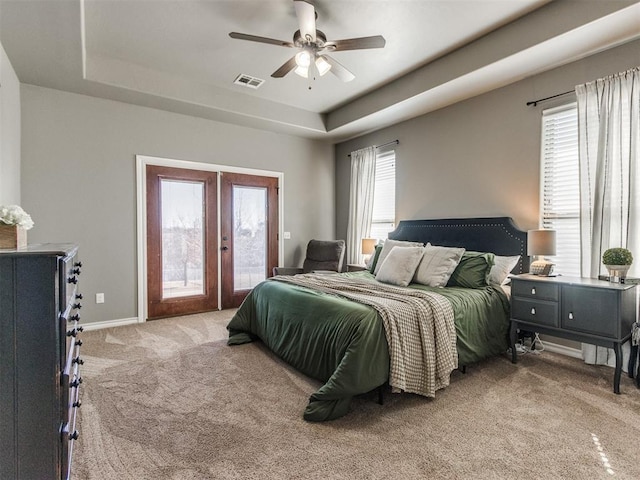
[
  {"x1": 447, "y1": 251, "x2": 495, "y2": 288},
  {"x1": 368, "y1": 244, "x2": 384, "y2": 273}
]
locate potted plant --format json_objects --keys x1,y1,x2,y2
[{"x1": 602, "y1": 247, "x2": 633, "y2": 283}]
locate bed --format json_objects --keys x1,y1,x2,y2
[{"x1": 227, "y1": 217, "x2": 528, "y2": 421}]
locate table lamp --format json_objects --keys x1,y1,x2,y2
[
  {"x1": 527, "y1": 229, "x2": 556, "y2": 276},
  {"x1": 361, "y1": 238, "x2": 376, "y2": 265}
]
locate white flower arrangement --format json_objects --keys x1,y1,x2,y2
[{"x1": 0, "y1": 205, "x2": 35, "y2": 230}]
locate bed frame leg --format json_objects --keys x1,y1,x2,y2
[
  {"x1": 460, "y1": 365, "x2": 467, "y2": 374},
  {"x1": 377, "y1": 385, "x2": 384, "y2": 405}
]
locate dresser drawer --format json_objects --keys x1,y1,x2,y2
[
  {"x1": 512, "y1": 298, "x2": 559, "y2": 327},
  {"x1": 59, "y1": 254, "x2": 81, "y2": 313},
  {"x1": 61, "y1": 358, "x2": 81, "y2": 480},
  {"x1": 59, "y1": 306, "x2": 82, "y2": 372},
  {"x1": 512, "y1": 280, "x2": 559, "y2": 301}
]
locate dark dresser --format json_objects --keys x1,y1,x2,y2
[{"x1": 0, "y1": 244, "x2": 83, "y2": 480}]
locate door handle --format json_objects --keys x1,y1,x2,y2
[{"x1": 221, "y1": 246, "x2": 229, "y2": 251}]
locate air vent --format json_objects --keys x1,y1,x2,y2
[{"x1": 233, "y1": 74, "x2": 265, "y2": 89}]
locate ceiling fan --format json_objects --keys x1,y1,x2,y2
[{"x1": 229, "y1": 0, "x2": 385, "y2": 83}]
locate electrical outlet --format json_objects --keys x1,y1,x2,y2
[
  {"x1": 283, "y1": 231, "x2": 291, "y2": 239},
  {"x1": 96, "y1": 293, "x2": 105, "y2": 304}
]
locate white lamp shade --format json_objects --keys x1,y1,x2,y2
[
  {"x1": 294, "y1": 65, "x2": 309, "y2": 78},
  {"x1": 361, "y1": 238, "x2": 376, "y2": 255},
  {"x1": 527, "y1": 229, "x2": 557, "y2": 256},
  {"x1": 315, "y1": 55, "x2": 332, "y2": 76},
  {"x1": 295, "y1": 50, "x2": 311, "y2": 67}
]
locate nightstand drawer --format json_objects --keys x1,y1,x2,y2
[
  {"x1": 512, "y1": 298, "x2": 558, "y2": 327},
  {"x1": 512, "y1": 280, "x2": 559, "y2": 301}
]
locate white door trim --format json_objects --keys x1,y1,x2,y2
[{"x1": 135, "y1": 154, "x2": 284, "y2": 323}]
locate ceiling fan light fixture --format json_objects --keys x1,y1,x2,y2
[
  {"x1": 229, "y1": 0, "x2": 385, "y2": 84},
  {"x1": 295, "y1": 50, "x2": 311, "y2": 68},
  {"x1": 294, "y1": 65, "x2": 309, "y2": 78},
  {"x1": 315, "y1": 55, "x2": 331, "y2": 76}
]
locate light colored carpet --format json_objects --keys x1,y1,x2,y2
[{"x1": 73, "y1": 310, "x2": 640, "y2": 479}]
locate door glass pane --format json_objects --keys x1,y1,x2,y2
[
  {"x1": 233, "y1": 186, "x2": 267, "y2": 290},
  {"x1": 161, "y1": 179, "x2": 205, "y2": 298}
]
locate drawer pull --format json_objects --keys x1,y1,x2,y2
[
  {"x1": 531, "y1": 308, "x2": 536, "y2": 315},
  {"x1": 74, "y1": 261, "x2": 83, "y2": 268},
  {"x1": 72, "y1": 303, "x2": 82, "y2": 309},
  {"x1": 67, "y1": 327, "x2": 83, "y2": 337},
  {"x1": 71, "y1": 267, "x2": 81, "y2": 275},
  {"x1": 75, "y1": 293, "x2": 83, "y2": 300},
  {"x1": 73, "y1": 401, "x2": 82, "y2": 408},
  {"x1": 76, "y1": 340, "x2": 83, "y2": 347},
  {"x1": 531, "y1": 288, "x2": 536, "y2": 295},
  {"x1": 67, "y1": 276, "x2": 78, "y2": 284},
  {"x1": 69, "y1": 431, "x2": 79, "y2": 441},
  {"x1": 568, "y1": 312, "x2": 574, "y2": 320},
  {"x1": 70, "y1": 314, "x2": 81, "y2": 322},
  {"x1": 70, "y1": 377, "x2": 83, "y2": 388},
  {"x1": 72, "y1": 356, "x2": 84, "y2": 365}
]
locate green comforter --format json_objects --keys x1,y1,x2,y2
[{"x1": 227, "y1": 271, "x2": 510, "y2": 421}]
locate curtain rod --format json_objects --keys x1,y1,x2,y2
[
  {"x1": 347, "y1": 139, "x2": 399, "y2": 157},
  {"x1": 526, "y1": 90, "x2": 574, "y2": 107}
]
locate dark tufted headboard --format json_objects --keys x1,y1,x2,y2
[{"x1": 388, "y1": 217, "x2": 529, "y2": 274}]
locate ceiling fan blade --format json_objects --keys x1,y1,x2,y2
[
  {"x1": 294, "y1": 0, "x2": 316, "y2": 42},
  {"x1": 271, "y1": 56, "x2": 298, "y2": 78},
  {"x1": 326, "y1": 35, "x2": 386, "y2": 51},
  {"x1": 229, "y1": 32, "x2": 294, "y2": 48},
  {"x1": 323, "y1": 55, "x2": 355, "y2": 82}
]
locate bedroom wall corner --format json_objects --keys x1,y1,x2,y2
[{"x1": 0, "y1": 40, "x2": 21, "y2": 205}]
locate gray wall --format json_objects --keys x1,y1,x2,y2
[
  {"x1": 335, "y1": 39, "x2": 640, "y2": 243},
  {"x1": 21, "y1": 85, "x2": 334, "y2": 324},
  {"x1": 0, "y1": 41, "x2": 21, "y2": 204},
  {"x1": 335, "y1": 39, "x2": 640, "y2": 351}
]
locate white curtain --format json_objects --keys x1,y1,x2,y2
[
  {"x1": 346, "y1": 146, "x2": 376, "y2": 265},
  {"x1": 576, "y1": 66, "x2": 640, "y2": 367}
]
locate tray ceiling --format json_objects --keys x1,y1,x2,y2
[{"x1": 2, "y1": 0, "x2": 639, "y2": 140}]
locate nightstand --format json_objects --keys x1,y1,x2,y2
[
  {"x1": 510, "y1": 274, "x2": 637, "y2": 393},
  {"x1": 347, "y1": 264, "x2": 368, "y2": 272}
]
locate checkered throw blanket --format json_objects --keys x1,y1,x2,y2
[{"x1": 272, "y1": 273, "x2": 458, "y2": 397}]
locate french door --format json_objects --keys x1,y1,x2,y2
[
  {"x1": 220, "y1": 172, "x2": 279, "y2": 308},
  {"x1": 146, "y1": 165, "x2": 218, "y2": 319},
  {"x1": 146, "y1": 165, "x2": 278, "y2": 319}
]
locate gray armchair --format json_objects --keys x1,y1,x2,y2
[{"x1": 273, "y1": 239, "x2": 346, "y2": 276}]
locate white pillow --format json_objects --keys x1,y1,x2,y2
[
  {"x1": 373, "y1": 239, "x2": 424, "y2": 274},
  {"x1": 375, "y1": 246, "x2": 425, "y2": 287},
  {"x1": 489, "y1": 255, "x2": 521, "y2": 285},
  {"x1": 413, "y1": 243, "x2": 465, "y2": 287}
]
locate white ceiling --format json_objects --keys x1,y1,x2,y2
[{"x1": 2, "y1": 0, "x2": 639, "y2": 141}]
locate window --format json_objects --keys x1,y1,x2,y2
[
  {"x1": 540, "y1": 104, "x2": 580, "y2": 276},
  {"x1": 370, "y1": 150, "x2": 396, "y2": 240}
]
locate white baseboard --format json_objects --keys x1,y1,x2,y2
[
  {"x1": 81, "y1": 317, "x2": 141, "y2": 331},
  {"x1": 542, "y1": 340, "x2": 583, "y2": 359}
]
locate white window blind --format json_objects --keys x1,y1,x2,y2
[
  {"x1": 370, "y1": 150, "x2": 396, "y2": 240},
  {"x1": 540, "y1": 104, "x2": 580, "y2": 276}
]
